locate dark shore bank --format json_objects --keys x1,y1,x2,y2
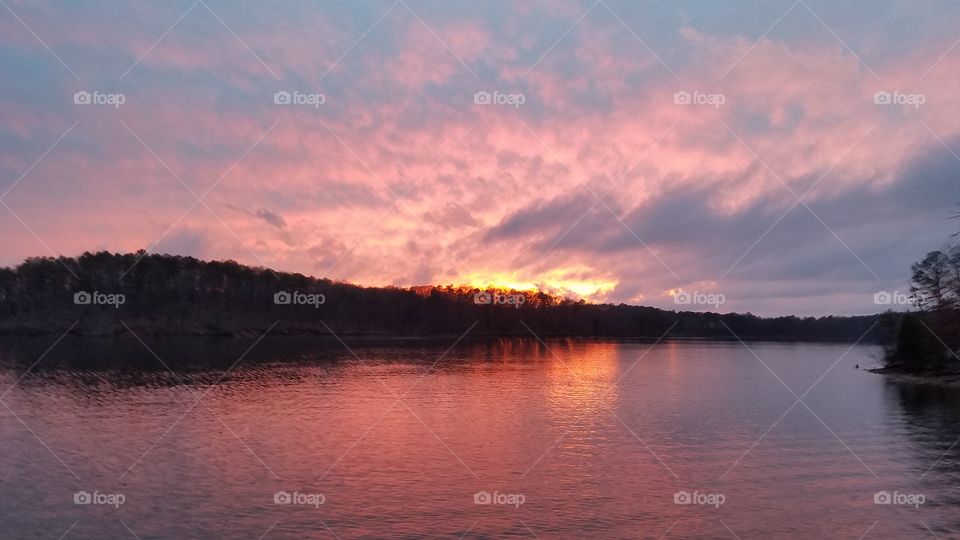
[
  {"x1": 0, "y1": 252, "x2": 884, "y2": 342},
  {"x1": 869, "y1": 366, "x2": 960, "y2": 388}
]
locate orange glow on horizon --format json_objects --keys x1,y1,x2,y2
[{"x1": 457, "y1": 267, "x2": 619, "y2": 302}]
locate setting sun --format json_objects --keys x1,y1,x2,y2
[{"x1": 459, "y1": 266, "x2": 618, "y2": 301}]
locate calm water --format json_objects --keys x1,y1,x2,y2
[{"x1": 0, "y1": 336, "x2": 958, "y2": 539}]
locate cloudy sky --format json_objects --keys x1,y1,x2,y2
[{"x1": 1, "y1": 0, "x2": 959, "y2": 316}]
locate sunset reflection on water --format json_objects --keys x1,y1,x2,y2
[{"x1": 1, "y1": 337, "x2": 958, "y2": 538}]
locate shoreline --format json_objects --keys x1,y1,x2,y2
[
  {"x1": 0, "y1": 328, "x2": 880, "y2": 344},
  {"x1": 867, "y1": 367, "x2": 960, "y2": 388}
]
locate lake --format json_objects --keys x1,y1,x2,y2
[{"x1": 0, "y1": 336, "x2": 957, "y2": 538}]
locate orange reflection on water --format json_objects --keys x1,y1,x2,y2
[{"x1": 540, "y1": 339, "x2": 621, "y2": 423}]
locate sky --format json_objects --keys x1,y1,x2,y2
[{"x1": 1, "y1": 0, "x2": 959, "y2": 317}]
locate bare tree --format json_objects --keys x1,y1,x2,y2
[{"x1": 911, "y1": 251, "x2": 951, "y2": 310}]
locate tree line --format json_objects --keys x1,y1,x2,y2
[
  {"x1": 883, "y1": 230, "x2": 960, "y2": 373},
  {"x1": 0, "y1": 251, "x2": 882, "y2": 341}
]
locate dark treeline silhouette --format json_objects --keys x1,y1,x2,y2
[
  {"x1": 0, "y1": 251, "x2": 882, "y2": 341},
  {"x1": 883, "y1": 240, "x2": 960, "y2": 374}
]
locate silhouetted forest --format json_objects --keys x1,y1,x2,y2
[
  {"x1": 0, "y1": 251, "x2": 883, "y2": 341},
  {"x1": 883, "y1": 239, "x2": 960, "y2": 375}
]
